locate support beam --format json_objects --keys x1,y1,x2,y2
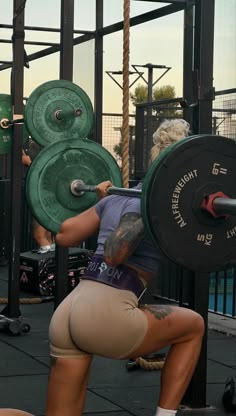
[
  {"x1": 54, "y1": 0, "x2": 75, "y2": 309},
  {"x1": 94, "y1": 0, "x2": 103, "y2": 144},
  {"x1": 0, "y1": 3, "x2": 184, "y2": 72},
  {"x1": 133, "y1": 0, "x2": 186, "y2": 2},
  {"x1": 6, "y1": 0, "x2": 26, "y2": 318}
]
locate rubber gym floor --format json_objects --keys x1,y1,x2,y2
[{"x1": 0, "y1": 265, "x2": 235, "y2": 416}]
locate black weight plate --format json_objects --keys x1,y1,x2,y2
[{"x1": 142, "y1": 135, "x2": 236, "y2": 272}]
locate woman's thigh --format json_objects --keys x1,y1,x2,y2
[{"x1": 128, "y1": 304, "x2": 205, "y2": 359}]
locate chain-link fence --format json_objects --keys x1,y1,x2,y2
[{"x1": 213, "y1": 89, "x2": 236, "y2": 139}]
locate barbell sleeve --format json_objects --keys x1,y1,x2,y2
[
  {"x1": 55, "y1": 108, "x2": 82, "y2": 121},
  {"x1": 0, "y1": 109, "x2": 82, "y2": 129}
]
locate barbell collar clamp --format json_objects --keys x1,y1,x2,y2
[
  {"x1": 0, "y1": 117, "x2": 24, "y2": 128},
  {"x1": 70, "y1": 179, "x2": 86, "y2": 196},
  {"x1": 201, "y1": 192, "x2": 236, "y2": 218},
  {"x1": 0, "y1": 118, "x2": 10, "y2": 129}
]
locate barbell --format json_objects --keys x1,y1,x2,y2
[
  {"x1": 26, "y1": 134, "x2": 236, "y2": 272},
  {"x1": 0, "y1": 80, "x2": 93, "y2": 153}
]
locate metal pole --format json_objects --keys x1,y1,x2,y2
[
  {"x1": 71, "y1": 181, "x2": 142, "y2": 198},
  {"x1": 146, "y1": 65, "x2": 154, "y2": 169},
  {"x1": 183, "y1": 0, "x2": 215, "y2": 408},
  {"x1": 183, "y1": 0, "x2": 195, "y2": 126},
  {"x1": 213, "y1": 198, "x2": 236, "y2": 216},
  {"x1": 5, "y1": 0, "x2": 26, "y2": 318},
  {"x1": 94, "y1": 0, "x2": 104, "y2": 144},
  {"x1": 54, "y1": 0, "x2": 75, "y2": 310}
]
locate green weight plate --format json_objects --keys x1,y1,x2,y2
[
  {"x1": 0, "y1": 94, "x2": 28, "y2": 154},
  {"x1": 0, "y1": 94, "x2": 12, "y2": 154},
  {"x1": 25, "y1": 80, "x2": 94, "y2": 147},
  {"x1": 26, "y1": 138, "x2": 122, "y2": 233}
]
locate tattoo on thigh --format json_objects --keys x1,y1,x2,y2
[{"x1": 141, "y1": 304, "x2": 173, "y2": 320}]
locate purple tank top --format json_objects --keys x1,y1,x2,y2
[{"x1": 94, "y1": 191, "x2": 162, "y2": 273}]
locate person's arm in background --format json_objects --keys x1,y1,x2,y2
[{"x1": 22, "y1": 149, "x2": 32, "y2": 167}]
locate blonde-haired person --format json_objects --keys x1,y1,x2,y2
[
  {"x1": 0, "y1": 119, "x2": 203, "y2": 416},
  {"x1": 150, "y1": 118, "x2": 190, "y2": 163}
]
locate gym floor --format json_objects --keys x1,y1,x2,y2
[{"x1": 0, "y1": 265, "x2": 235, "y2": 416}]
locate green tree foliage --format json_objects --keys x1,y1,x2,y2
[
  {"x1": 130, "y1": 83, "x2": 181, "y2": 117},
  {"x1": 130, "y1": 84, "x2": 148, "y2": 105},
  {"x1": 153, "y1": 85, "x2": 176, "y2": 102},
  {"x1": 113, "y1": 84, "x2": 181, "y2": 159},
  {"x1": 113, "y1": 141, "x2": 122, "y2": 159},
  {"x1": 130, "y1": 83, "x2": 176, "y2": 105}
]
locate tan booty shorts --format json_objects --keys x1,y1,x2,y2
[{"x1": 49, "y1": 279, "x2": 148, "y2": 359}]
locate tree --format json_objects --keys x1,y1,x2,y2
[
  {"x1": 130, "y1": 83, "x2": 181, "y2": 117},
  {"x1": 113, "y1": 84, "x2": 181, "y2": 160},
  {"x1": 130, "y1": 83, "x2": 176, "y2": 105},
  {"x1": 130, "y1": 84, "x2": 148, "y2": 105}
]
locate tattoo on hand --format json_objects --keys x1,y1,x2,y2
[{"x1": 141, "y1": 304, "x2": 173, "y2": 320}]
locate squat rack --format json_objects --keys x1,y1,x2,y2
[{"x1": 0, "y1": 0, "x2": 216, "y2": 410}]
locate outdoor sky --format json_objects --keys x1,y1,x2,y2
[{"x1": 0, "y1": 0, "x2": 235, "y2": 113}]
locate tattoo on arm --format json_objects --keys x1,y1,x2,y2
[
  {"x1": 140, "y1": 304, "x2": 173, "y2": 320},
  {"x1": 104, "y1": 213, "x2": 145, "y2": 264}
]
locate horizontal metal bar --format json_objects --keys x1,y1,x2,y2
[
  {"x1": 98, "y1": 3, "x2": 184, "y2": 37},
  {"x1": 0, "y1": 33, "x2": 95, "y2": 72},
  {"x1": 0, "y1": 24, "x2": 94, "y2": 35},
  {"x1": 139, "y1": 0, "x2": 186, "y2": 2},
  {"x1": 213, "y1": 198, "x2": 236, "y2": 216},
  {"x1": 73, "y1": 182, "x2": 142, "y2": 198},
  {"x1": 0, "y1": 39, "x2": 59, "y2": 46},
  {"x1": 215, "y1": 88, "x2": 236, "y2": 96},
  {"x1": 133, "y1": 0, "x2": 186, "y2": 3},
  {"x1": 107, "y1": 187, "x2": 141, "y2": 197},
  {"x1": 136, "y1": 97, "x2": 185, "y2": 108},
  {"x1": 0, "y1": 5, "x2": 183, "y2": 72}
]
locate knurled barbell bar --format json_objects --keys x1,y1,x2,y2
[
  {"x1": 26, "y1": 134, "x2": 236, "y2": 272},
  {"x1": 70, "y1": 180, "x2": 236, "y2": 218},
  {"x1": 72, "y1": 179, "x2": 236, "y2": 218},
  {"x1": 0, "y1": 80, "x2": 94, "y2": 153}
]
